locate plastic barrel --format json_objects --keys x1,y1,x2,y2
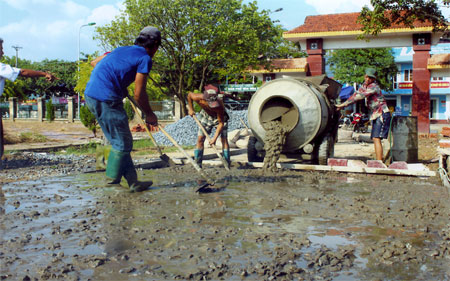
[{"x1": 391, "y1": 116, "x2": 418, "y2": 163}]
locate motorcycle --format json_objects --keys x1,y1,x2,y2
[
  {"x1": 339, "y1": 113, "x2": 352, "y2": 129},
  {"x1": 351, "y1": 112, "x2": 370, "y2": 133}
]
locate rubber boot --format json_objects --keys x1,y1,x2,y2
[
  {"x1": 194, "y1": 149, "x2": 204, "y2": 168},
  {"x1": 105, "y1": 149, "x2": 126, "y2": 185},
  {"x1": 122, "y1": 154, "x2": 153, "y2": 193},
  {"x1": 96, "y1": 145, "x2": 111, "y2": 170},
  {"x1": 223, "y1": 149, "x2": 231, "y2": 167}
]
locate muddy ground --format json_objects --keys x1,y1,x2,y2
[
  {"x1": 1, "y1": 121, "x2": 449, "y2": 280},
  {"x1": 1, "y1": 160, "x2": 450, "y2": 280}
]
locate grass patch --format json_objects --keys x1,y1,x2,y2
[
  {"x1": 18, "y1": 132, "x2": 48, "y2": 143},
  {"x1": 56, "y1": 142, "x2": 98, "y2": 155},
  {"x1": 132, "y1": 139, "x2": 193, "y2": 154},
  {"x1": 55, "y1": 139, "x2": 193, "y2": 157}
]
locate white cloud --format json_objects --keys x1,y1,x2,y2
[
  {"x1": 60, "y1": 0, "x2": 91, "y2": 19},
  {"x1": 87, "y1": 4, "x2": 122, "y2": 26},
  {"x1": 0, "y1": 0, "x2": 125, "y2": 61},
  {"x1": 305, "y1": 0, "x2": 371, "y2": 14}
]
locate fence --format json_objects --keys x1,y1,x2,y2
[{"x1": 3, "y1": 97, "x2": 177, "y2": 122}]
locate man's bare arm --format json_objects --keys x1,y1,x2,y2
[
  {"x1": 134, "y1": 72, "x2": 157, "y2": 125},
  {"x1": 19, "y1": 69, "x2": 56, "y2": 82},
  {"x1": 187, "y1": 92, "x2": 203, "y2": 116},
  {"x1": 90, "y1": 54, "x2": 107, "y2": 68}
]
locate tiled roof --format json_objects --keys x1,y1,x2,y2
[
  {"x1": 428, "y1": 53, "x2": 450, "y2": 68},
  {"x1": 285, "y1": 12, "x2": 434, "y2": 35},
  {"x1": 248, "y1": 58, "x2": 308, "y2": 73}
]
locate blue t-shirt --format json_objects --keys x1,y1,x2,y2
[{"x1": 85, "y1": 45, "x2": 152, "y2": 101}]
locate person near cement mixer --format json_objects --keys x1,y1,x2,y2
[
  {"x1": 84, "y1": 26, "x2": 161, "y2": 192},
  {"x1": 0, "y1": 37, "x2": 57, "y2": 166},
  {"x1": 335, "y1": 67, "x2": 391, "y2": 161},
  {"x1": 187, "y1": 84, "x2": 230, "y2": 167}
]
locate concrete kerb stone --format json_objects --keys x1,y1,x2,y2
[{"x1": 328, "y1": 157, "x2": 430, "y2": 173}]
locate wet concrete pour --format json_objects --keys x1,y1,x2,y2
[{"x1": 1, "y1": 165, "x2": 450, "y2": 280}]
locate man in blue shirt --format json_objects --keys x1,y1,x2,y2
[{"x1": 85, "y1": 26, "x2": 160, "y2": 192}]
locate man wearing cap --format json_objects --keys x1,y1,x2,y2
[
  {"x1": 85, "y1": 26, "x2": 161, "y2": 192},
  {"x1": 336, "y1": 68, "x2": 391, "y2": 161},
  {"x1": 187, "y1": 84, "x2": 230, "y2": 167}
]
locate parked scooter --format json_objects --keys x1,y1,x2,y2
[
  {"x1": 339, "y1": 113, "x2": 352, "y2": 129},
  {"x1": 351, "y1": 112, "x2": 370, "y2": 133}
]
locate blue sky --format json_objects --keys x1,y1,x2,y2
[{"x1": 0, "y1": 0, "x2": 448, "y2": 62}]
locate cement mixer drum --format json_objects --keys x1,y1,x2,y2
[{"x1": 247, "y1": 77, "x2": 341, "y2": 164}]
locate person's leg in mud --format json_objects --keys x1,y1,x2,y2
[
  {"x1": 85, "y1": 96, "x2": 151, "y2": 191},
  {"x1": 220, "y1": 121, "x2": 230, "y2": 166},
  {"x1": 195, "y1": 135, "x2": 206, "y2": 168},
  {"x1": 370, "y1": 112, "x2": 391, "y2": 161},
  {"x1": 373, "y1": 137, "x2": 383, "y2": 160}
]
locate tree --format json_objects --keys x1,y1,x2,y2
[
  {"x1": 94, "y1": 0, "x2": 289, "y2": 116},
  {"x1": 327, "y1": 48, "x2": 398, "y2": 92},
  {"x1": 0, "y1": 56, "x2": 77, "y2": 100},
  {"x1": 358, "y1": 0, "x2": 449, "y2": 38}
]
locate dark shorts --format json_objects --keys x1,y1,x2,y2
[
  {"x1": 371, "y1": 112, "x2": 391, "y2": 139},
  {"x1": 197, "y1": 110, "x2": 228, "y2": 138}
]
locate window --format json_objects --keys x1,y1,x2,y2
[
  {"x1": 404, "y1": 69, "x2": 413, "y2": 81},
  {"x1": 392, "y1": 73, "x2": 399, "y2": 89}
]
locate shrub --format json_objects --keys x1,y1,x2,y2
[
  {"x1": 80, "y1": 104, "x2": 99, "y2": 137},
  {"x1": 46, "y1": 99, "x2": 55, "y2": 122}
]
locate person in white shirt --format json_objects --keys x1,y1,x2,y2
[{"x1": 0, "y1": 37, "x2": 56, "y2": 164}]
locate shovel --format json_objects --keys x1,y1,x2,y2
[
  {"x1": 157, "y1": 124, "x2": 220, "y2": 193},
  {"x1": 127, "y1": 95, "x2": 176, "y2": 167},
  {"x1": 191, "y1": 114, "x2": 230, "y2": 171}
]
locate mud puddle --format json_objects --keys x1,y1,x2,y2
[{"x1": 1, "y1": 166, "x2": 449, "y2": 280}]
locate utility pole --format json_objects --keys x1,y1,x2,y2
[{"x1": 11, "y1": 45, "x2": 23, "y2": 67}]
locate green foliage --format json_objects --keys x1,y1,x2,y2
[
  {"x1": 94, "y1": 0, "x2": 293, "y2": 116},
  {"x1": 45, "y1": 99, "x2": 55, "y2": 122},
  {"x1": 75, "y1": 61, "x2": 93, "y2": 99},
  {"x1": 327, "y1": 48, "x2": 398, "y2": 92},
  {"x1": 126, "y1": 72, "x2": 168, "y2": 101},
  {"x1": 123, "y1": 99, "x2": 135, "y2": 121},
  {"x1": 358, "y1": 0, "x2": 448, "y2": 39},
  {"x1": 80, "y1": 104, "x2": 99, "y2": 137},
  {"x1": 0, "y1": 55, "x2": 77, "y2": 100}
]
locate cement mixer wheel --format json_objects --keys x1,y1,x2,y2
[
  {"x1": 247, "y1": 136, "x2": 265, "y2": 162},
  {"x1": 314, "y1": 135, "x2": 334, "y2": 165}
]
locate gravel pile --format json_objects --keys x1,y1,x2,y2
[
  {"x1": 153, "y1": 110, "x2": 249, "y2": 146},
  {"x1": 0, "y1": 152, "x2": 96, "y2": 182}
]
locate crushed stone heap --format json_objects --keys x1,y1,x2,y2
[{"x1": 153, "y1": 110, "x2": 249, "y2": 146}]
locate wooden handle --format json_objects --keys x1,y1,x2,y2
[
  {"x1": 192, "y1": 115, "x2": 230, "y2": 171},
  {"x1": 128, "y1": 96, "x2": 164, "y2": 156},
  {"x1": 158, "y1": 125, "x2": 214, "y2": 184}
]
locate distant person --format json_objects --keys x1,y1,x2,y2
[
  {"x1": 336, "y1": 68, "x2": 391, "y2": 161},
  {"x1": 187, "y1": 84, "x2": 230, "y2": 167},
  {"x1": 0, "y1": 37, "x2": 56, "y2": 165},
  {"x1": 84, "y1": 26, "x2": 160, "y2": 192}
]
